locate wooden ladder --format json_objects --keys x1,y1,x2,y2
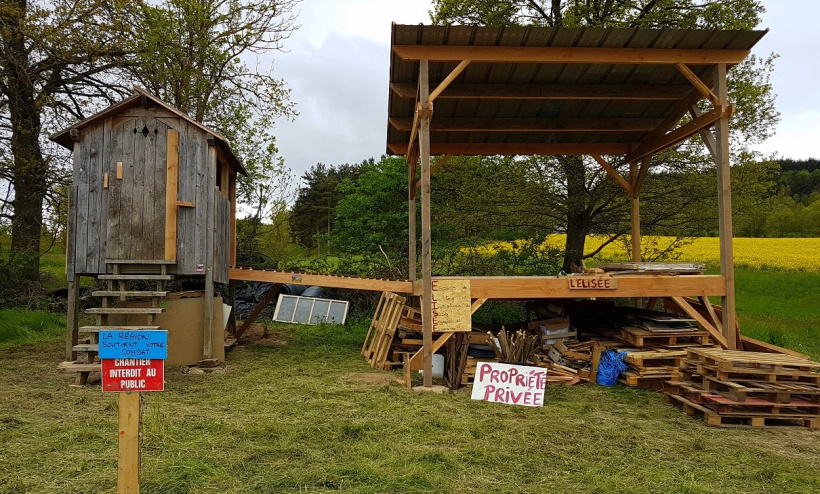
[{"x1": 63, "y1": 260, "x2": 174, "y2": 385}]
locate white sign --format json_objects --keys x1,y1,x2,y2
[{"x1": 470, "y1": 362, "x2": 547, "y2": 407}]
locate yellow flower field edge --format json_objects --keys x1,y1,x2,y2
[{"x1": 469, "y1": 235, "x2": 820, "y2": 272}]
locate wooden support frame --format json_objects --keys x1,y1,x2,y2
[
  {"x1": 629, "y1": 162, "x2": 641, "y2": 263},
  {"x1": 390, "y1": 82, "x2": 692, "y2": 101},
  {"x1": 204, "y1": 141, "x2": 217, "y2": 360},
  {"x1": 689, "y1": 104, "x2": 718, "y2": 162},
  {"x1": 624, "y1": 106, "x2": 729, "y2": 164},
  {"x1": 414, "y1": 154, "x2": 453, "y2": 193},
  {"x1": 66, "y1": 278, "x2": 80, "y2": 361},
  {"x1": 392, "y1": 45, "x2": 751, "y2": 65},
  {"x1": 388, "y1": 142, "x2": 631, "y2": 156},
  {"x1": 230, "y1": 268, "x2": 412, "y2": 292},
  {"x1": 234, "y1": 283, "x2": 283, "y2": 339},
  {"x1": 391, "y1": 117, "x2": 662, "y2": 133},
  {"x1": 592, "y1": 154, "x2": 632, "y2": 194},
  {"x1": 670, "y1": 296, "x2": 729, "y2": 348}
]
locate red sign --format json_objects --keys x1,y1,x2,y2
[{"x1": 101, "y1": 359, "x2": 165, "y2": 392}]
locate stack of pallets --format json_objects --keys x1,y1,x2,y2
[
  {"x1": 619, "y1": 349, "x2": 686, "y2": 390},
  {"x1": 665, "y1": 348, "x2": 820, "y2": 429}
]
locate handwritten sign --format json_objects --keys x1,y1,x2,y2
[
  {"x1": 102, "y1": 359, "x2": 164, "y2": 392},
  {"x1": 470, "y1": 362, "x2": 547, "y2": 407},
  {"x1": 567, "y1": 276, "x2": 618, "y2": 290},
  {"x1": 431, "y1": 279, "x2": 471, "y2": 332},
  {"x1": 99, "y1": 330, "x2": 168, "y2": 359}
]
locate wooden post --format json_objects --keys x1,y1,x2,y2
[
  {"x1": 118, "y1": 391, "x2": 141, "y2": 493},
  {"x1": 408, "y1": 158, "x2": 417, "y2": 282},
  {"x1": 629, "y1": 161, "x2": 641, "y2": 263},
  {"x1": 204, "y1": 141, "x2": 217, "y2": 359},
  {"x1": 66, "y1": 277, "x2": 80, "y2": 361},
  {"x1": 419, "y1": 59, "x2": 434, "y2": 387},
  {"x1": 229, "y1": 172, "x2": 237, "y2": 267},
  {"x1": 713, "y1": 63, "x2": 738, "y2": 349}
]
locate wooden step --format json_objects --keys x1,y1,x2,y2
[
  {"x1": 106, "y1": 259, "x2": 176, "y2": 265},
  {"x1": 73, "y1": 344, "x2": 99, "y2": 352},
  {"x1": 80, "y1": 326, "x2": 161, "y2": 332},
  {"x1": 98, "y1": 274, "x2": 173, "y2": 281},
  {"x1": 92, "y1": 291, "x2": 168, "y2": 297},
  {"x1": 86, "y1": 307, "x2": 165, "y2": 315},
  {"x1": 59, "y1": 362, "x2": 101, "y2": 373}
]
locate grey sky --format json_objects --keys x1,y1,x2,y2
[{"x1": 271, "y1": 0, "x2": 819, "y2": 183}]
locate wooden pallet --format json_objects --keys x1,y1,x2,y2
[
  {"x1": 683, "y1": 374, "x2": 820, "y2": 404},
  {"x1": 681, "y1": 363, "x2": 820, "y2": 385},
  {"x1": 623, "y1": 349, "x2": 687, "y2": 368},
  {"x1": 361, "y1": 292, "x2": 407, "y2": 371},
  {"x1": 686, "y1": 348, "x2": 820, "y2": 373},
  {"x1": 620, "y1": 326, "x2": 711, "y2": 348},
  {"x1": 664, "y1": 393, "x2": 819, "y2": 429}
]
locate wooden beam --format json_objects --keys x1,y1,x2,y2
[
  {"x1": 388, "y1": 142, "x2": 632, "y2": 156},
  {"x1": 630, "y1": 162, "x2": 641, "y2": 263},
  {"x1": 428, "y1": 60, "x2": 470, "y2": 102},
  {"x1": 407, "y1": 332, "x2": 455, "y2": 371},
  {"x1": 415, "y1": 154, "x2": 453, "y2": 192},
  {"x1": 688, "y1": 104, "x2": 718, "y2": 162},
  {"x1": 592, "y1": 154, "x2": 632, "y2": 193},
  {"x1": 675, "y1": 63, "x2": 720, "y2": 107},
  {"x1": 392, "y1": 45, "x2": 751, "y2": 65},
  {"x1": 419, "y1": 59, "x2": 434, "y2": 387},
  {"x1": 391, "y1": 82, "x2": 691, "y2": 101},
  {"x1": 634, "y1": 156, "x2": 652, "y2": 196},
  {"x1": 234, "y1": 283, "x2": 283, "y2": 340},
  {"x1": 405, "y1": 102, "x2": 423, "y2": 165},
  {"x1": 671, "y1": 296, "x2": 729, "y2": 348},
  {"x1": 164, "y1": 129, "x2": 179, "y2": 261},
  {"x1": 66, "y1": 278, "x2": 79, "y2": 361},
  {"x1": 229, "y1": 268, "x2": 413, "y2": 293},
  {"x1": 698, "y1": 295, "x2": 723, "y2": 335},
  {"x1": 390, "y1": 117, "x2": 662, "y2": 133},
  {"x1": 624, "y1": 106, "x2": 728, "y2": 164},
  {"x1": 420, "y1": 275, "x2": 727, "y2": 299},
  {"x1": 229, "y1": 172, "x2": 237, "y2": 267},
  {"x1": 714, "y1": 63, "x2": 738, "y2": 350},
  {"x1": 470, "y1": 298, "x2": 487, "y2": 314},
  {"x1": 408, "y1": 154, "x2": 417, "y2": 281}
]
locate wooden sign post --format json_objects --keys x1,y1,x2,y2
[{"x1": 100, "y1": 329, "x2": 168, "y2": 494}]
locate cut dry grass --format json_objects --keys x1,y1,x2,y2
[{"x1": 1, "y1": 319, "x2": 819, "y2": 494}]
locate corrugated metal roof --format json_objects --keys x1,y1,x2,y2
[{"x1": 387, "y1": 24, "x2": 766, "y2": 157}]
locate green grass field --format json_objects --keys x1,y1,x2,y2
[{"x1": 0, "y1": 268, "x2": 817, "y2": 493}]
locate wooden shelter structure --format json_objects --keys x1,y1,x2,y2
[
  {"x1": 386, "y1": 24, "x2": 767, "y2": 386},
  {"x1": 53, "y1": 88, "x2": 245, "y2": 364}
]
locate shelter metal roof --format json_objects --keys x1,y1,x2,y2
[{"x1": 386, "y1": 24, "x2": 767, "y2": 158}]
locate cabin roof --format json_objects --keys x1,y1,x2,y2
[
  {"x1": 386, "y1": 24, "x2": 767, "y2": 158},
  {"x1": 51, "y1": 88, "x2": 247, "y2": 176}
]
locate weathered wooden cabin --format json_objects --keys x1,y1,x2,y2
[{"x1": 52, "y1": 88, "x2": 245, "y2": 378}]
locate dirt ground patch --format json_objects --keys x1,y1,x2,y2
[{"x1": 346, "y1": 372, "x2": 403, "y2": 386}]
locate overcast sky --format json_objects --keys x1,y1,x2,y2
[{"x1": 271, "y1": 0, "x2": 820, "y2": 181}]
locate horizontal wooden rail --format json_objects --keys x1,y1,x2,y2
[{"x1": 230, "y1": 268, "x2": 413, "y2": 293}]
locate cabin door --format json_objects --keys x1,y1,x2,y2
[{"x1": 106, "y1": 117, "x2": 170, "y2": 260}]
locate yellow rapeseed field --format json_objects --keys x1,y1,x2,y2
[{"x1": 474, "y1": 235, "x2": 820, "y2": 272}]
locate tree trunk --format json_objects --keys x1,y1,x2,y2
[
  {"x1": 562, "y1": 156, "x2": 588, "y2": 273},
  {"x1": 5, "y1": 4, "x2": 47, "y2": 283}
]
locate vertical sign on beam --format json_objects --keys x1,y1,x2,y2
[
  {"x1": 419, "y1": 59, "x2": 434, "y2": 387},
  {"x1": 713, "y1": 63, "x2": 738, "y2": 349}
]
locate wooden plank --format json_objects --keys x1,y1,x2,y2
[
  {"x1": 689, "y1": 105, "x2": 718, "y2": 161},
  {"x1": 408, "y1": 159, "x2": 417, "y2": 280},
  {"x1": 741, "y1": 336, "x2": 810, "y2": 360},
  {"x1": 671, "y1": 296, "x2": 728, "y2": 348},
  {"x1": 407, "y1": 331, "x2": 454, "y2": 371},
  {"x1": 229, "y1": 172, "x2": 237, "y2": 267},
  {"x1": 235, "y1": 283, "x2": 283, "y2": 339},
  {"x1": 204, "y1": 140, "x2": 217, "y2": 359},
  {"x1": 86, "y1": 308, "x2": 165, "y2": 315},
  {"x1": 176, "y1": 122, "x2": 193, "y2": 274},
  {"x1": 106, "y1": 122, "x2": 126, "y2": 259},
  {"x1": 419, "y1": 59, "x2": 433, "y2": 387},
  {"x1": 91, "y1": 291, "x2": 169, "y2": 297},
  {"x1": 392, "y1": 45, "x2": 751, "y2": 65},
  {"x1": 74, "y1": 129, "x2": 90, "y2": 274},
  {"x1": 391, "y1": 82, "x2": 692, "y2": 101},
  {"x1": 66, "y1": 185, "x2": 77, "y2": 281},
  {"x1": 714, "y1": 63, "x2": 738, "y2": 349},
  {"x1": 422, "y1": 275, "x2": 726, "y2": 299},
  {"x1": 98, "y1": 274, "x2": 173, "y2": 280},
  {"x1": 391, "y1": 117, "x2": 662, "y2": 133},
  {"x1": 229, "y1": 268, "x2": 413, "y2": 292},
  {"x1": 630, "y1": 161, "x2": 641, "y2": 263},
  {"x1": 194, "y1": 134, "x2": 210, "y2": 273},
  {"x1": 388, "y1": 142, "x2": 631, "y2": 156},
  {"x1": 129, "y1": 117, "x2": 146, "y2": 259},
  {"x1": 220, "y1": 160, "x2": 229, "y2": 199},
  {"x1": 470, "y1": 298, "x2": 487, "y2": 314},
  {"x1": 117, "y1": 391, "x2": 141, "y2": 494},
  {"x1": 592, "y1": 154, "x2": 632, "y2": 193},
  {"x1": 98, "y1": 119, "x2": 112, "y2": 273},
  {"x1": 85, "y1": 123, "x2": 103, "y2": 273},
  {"x1": 699, "y1": 295, "x2": 723, "y2": 334}
]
